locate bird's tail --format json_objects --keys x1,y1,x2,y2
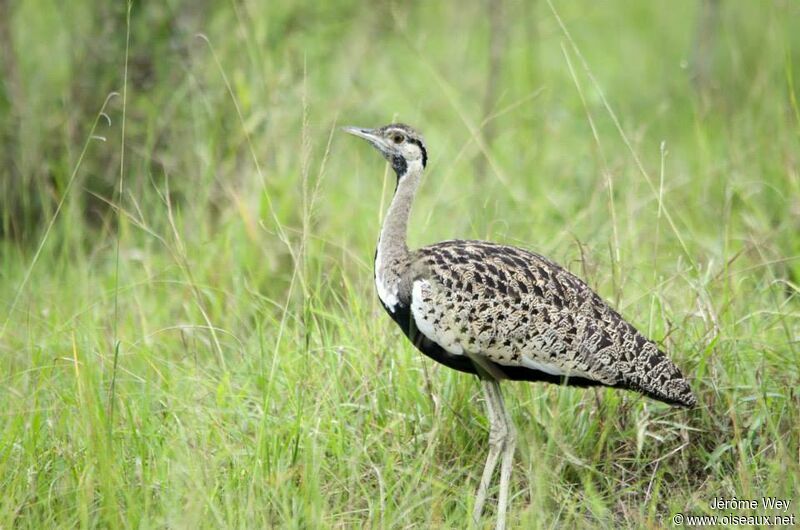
[{"x1": 620, "y1": 344, "x2": 697, "y2": 408}]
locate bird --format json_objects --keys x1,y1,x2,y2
[{"x1": 342, "y1": 123, "x2": 695, "y2": 530}]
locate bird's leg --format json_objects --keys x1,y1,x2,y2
[
  {"x1": 473, "y1": 378, "x2": 507, "y2": 526},
  {"x1": 493, "y1": 382, "x2": 516, "y2": 530}
]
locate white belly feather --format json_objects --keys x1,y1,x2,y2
[
  {"x1": 410, "y1": 280, "x2": 464, "y2": 355},
  {"x1": 408, "y1": 279, "x2": 591, "y2": 379}
]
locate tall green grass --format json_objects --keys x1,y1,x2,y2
[{"x1": 1, "y1": 1, "x2": 798, "y2": 527}]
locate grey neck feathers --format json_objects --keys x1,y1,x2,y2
[{"x1": 375, "y1": 159, "x2": 423, "y2": 290}]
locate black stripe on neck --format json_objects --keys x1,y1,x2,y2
[
  {"x1": 391, "y1": 155, "x2": 408, "y2": 176},
  {"x1": 408, "y1": 138, "x2": 427, "y2": 167}
]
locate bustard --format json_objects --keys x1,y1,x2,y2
[{"x1": 343, "y1": 123, "x2": 695, "y2": 529}]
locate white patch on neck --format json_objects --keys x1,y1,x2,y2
[
  {"x1": 374, "y1": 244, "x2": 399, "y2": 312},
  {"x1": 405, "y1": 157, "x2": 424, "y2": 175}
]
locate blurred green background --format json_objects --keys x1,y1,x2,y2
[{"x1": 1, "y1": 1, "x2": 798, "y2": 528}]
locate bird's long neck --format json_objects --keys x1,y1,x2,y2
[
  {"x1": 379, "y1": 162, "x2": 422, "y2": 257},
  {"x1": 375, "y1": 160, "x2": 423, "y2": 310}
]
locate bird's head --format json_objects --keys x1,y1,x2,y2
[{"x1": 342, "y1": 123, "x2": 427, "y2": 177}]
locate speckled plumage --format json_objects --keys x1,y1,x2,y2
[{"x1": 400, "y1": 239, "x2": 696, "y2": 407}]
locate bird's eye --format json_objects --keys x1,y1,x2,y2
[{"x1": 392, "y1": 134, "x2": 404, "y2": 144}]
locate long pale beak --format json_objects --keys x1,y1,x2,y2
[{"x1": 341, "y1": 126, "x2": 379, "y2": 142}]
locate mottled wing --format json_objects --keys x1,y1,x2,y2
[{"x1": 408, "y1": 240, "x2": 695, "y2": 407}]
